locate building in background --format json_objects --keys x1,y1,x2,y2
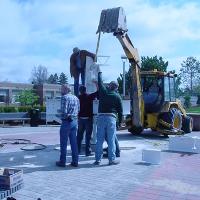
[
  {"x1": 0, "y1": 82, "x2": 33, "y2": 105},
  {"x1": 34, "y1": 84, "x2": 61, "y2": 105},
  {"x1": 0, "y1": 82, "x2": 73, "y2": 106}
]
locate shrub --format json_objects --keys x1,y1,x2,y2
[
  {"x1": 3, "y1": 106, "x2": 18, "y2": 113},
  {"x1": 40, "y1": 106, "x2": 46, "y2": 112},
  {"x1": 0, "y1": 105, "x2": 46, "y2": 113},
  {"x1": 17, "y1": 89, "x2": 39, "y2": 106},
  {"x1": 33, "y1": 105, "x2": 46, "y2": 112},
  {"x1": 0, "y1": 107, "x2": 4, "y2": 113},
  {"x1": 184, "y1": 95, "x2": 191, "y2": 108},
  {"x1": 18, "y1": 106, "x2": 32, "y2": 112}
]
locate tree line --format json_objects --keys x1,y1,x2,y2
[
  {"x1": 117, "y1": 56, "x2": 200, "y2": 98},
  {"x1": 31, "y1": 65, "x2": 68, "y2": 85}
]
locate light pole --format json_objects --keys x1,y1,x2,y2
[{"x1": 121, "y1": 55, "x2": 127, "y2": 98}]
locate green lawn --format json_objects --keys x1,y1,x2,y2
[{"x1": 186, "y1": 106, "x2": 200, "y2": 113}]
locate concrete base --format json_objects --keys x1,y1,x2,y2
[
  {"x1": 142, "y1": 149, "x2": 161, "y2": 165},
  {"x1": 193, "y1": 136, "x2": 200, "y2": 153},
  {"x1": 168, "y1": 135, "x2": 200, "y2": 153}
]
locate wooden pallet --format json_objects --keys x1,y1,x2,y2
[{"x1": 0, "y1": 183, "x2": 23, "y2": 200}]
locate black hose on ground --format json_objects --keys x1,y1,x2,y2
[{"x1": 0, "y1": 138, "x2": 47, "y2": 151}]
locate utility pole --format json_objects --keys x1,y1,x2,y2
[{"x1": 121, "y1": 55, "x2": 127, "y2": 98}]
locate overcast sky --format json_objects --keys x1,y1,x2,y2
[{"x1": 0, "y1": 0, "x2": 200, "y2": 84}]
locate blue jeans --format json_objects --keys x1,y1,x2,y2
[
  {"x1": 105, "y1": 135, "x2": 120, "y2": 156},
  {"x1": 77, "y1": 118, "x2": 93, "y2": 155},
  {"x1": 95, "y1": 115, "x2": 116, "y2": 162},
  {"x1": 74, "y1": 69, "x2": 85, "y2": 96},
  {"x1": 59, "y1": 119, "x2": 78, "y2": 164}
]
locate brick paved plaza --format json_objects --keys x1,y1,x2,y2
[{"x1": 0, "y1": 127, "x2": 200, "y2": 200}]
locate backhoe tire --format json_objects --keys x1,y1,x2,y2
[
  {"x1": 182, "y1": 116, "x2": 193, "y2": 133},
  {"x1": 128, "y1": 126, "x2": 143, "y2": 135},
  {"x1": 172, "y1": 108, "x2": 182, "y2": 130},
  {"x1": 158, "y1": 108, "x2": 182, "y2": 131}
]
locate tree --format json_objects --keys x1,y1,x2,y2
[
  {"x1": 180, "y1": 57, "x2": 200, "y2": 93},
  {"x1": 117, "y1": 65, "x2": 132, "y2": 96},
  {"x1": 47, "y1": 73, "x2": 59, "y2": 84},
  {"x1": 47, "y1": 74, "x2": 55, "y2": 84},
  {"x1": 53, "y1": 73, "x2": 59, "y2": 84},
  {"x1": 59, "y1": 72, "x2": 68, "y2": 85},
  {"x1": 141, "y1": 56, "x2": 168, "y2": 72},
  {"x1": 17, "y1": 90, "x2": 39, "y2": 106},
  {"x1": 193, "y1": 85, "x2": 200, "y2": 94},
  {"x1": 31, "y1": 65, "x2": 48, "y2": 85},
  {"x1": 193, "y1": 85, "x2": 200, "y2": 105},
  {"x1": 184, "y1": 95, "x2": 191, "y2": 108},
  {"x1": 175, "y1": 73, "x2": 183, "y2": 97},
  {"x1": 117, "y1": 56, "x2": 168, "y2": 95}
]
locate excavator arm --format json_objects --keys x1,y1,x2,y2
[
  {"x1": 116, "y1": 33, "x2": 144, "y2": 128},
  {"x1": 96, "y1": 7, "x2": 144, "y2": 128}
]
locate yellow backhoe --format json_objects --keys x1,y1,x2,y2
[{"x1": 96, "y1": 7, "x2": 193, "y2": 135}]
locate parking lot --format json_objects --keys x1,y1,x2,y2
[{"x1": 0, "y1": 126, "x2": 200, "y2": 200}]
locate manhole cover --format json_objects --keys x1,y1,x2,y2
[
  {"x1": 120, "y1": 147, "x2": 136, "y2": 150},
  {"x1": 21, "y1": 143, "x2": 46, "y2": 151}
]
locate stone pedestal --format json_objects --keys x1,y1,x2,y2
[
  {"x1": 142, "y1": 149, "x2": 161, "y2": 165},
  {"x1": 169, "y1": 135, "x2": 196, "y2": 153}
]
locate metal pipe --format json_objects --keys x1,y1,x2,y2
[
  {"x1": 123, "y1": 60, "x2": 126, "y2": 97},
  {"x1": 121, "y1": 55, "x2": 127, "y2": 98}
]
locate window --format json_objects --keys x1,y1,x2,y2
[
  {"x1": 11, "y1": 90, "x2": 22, "y2": 104},
  {"x1": 0, "y1": 89, "x2": 8, "y2": 103},
  {"x1": 142, "y1": 75, "x2": 163, "y2": 105},
  {"x1": 45, "y1": 91, "x2": 54, "y2": 100},
  {"x1": 169, "y1": 77, "x2": 175, "y2": 101},
  {"x1": 164, "y1": 77, "x2": 170, "y2": 101},
  {"x1": 56, "y1": 91, "x2": 61, "y2": 98},
  {"x1": 0, "y1": 95, "x2": 6, "y2": 103}
]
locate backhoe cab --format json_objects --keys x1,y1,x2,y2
[
  {"x1": 96, "y1": 7, "x2": 193, "y2": 135},
  {"x1": 139, "y1": 70, "x2": 193, "y2": 135}
]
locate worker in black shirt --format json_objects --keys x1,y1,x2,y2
[{"x1": 77, "y1": 85, "x2": 98, "y2": 156}]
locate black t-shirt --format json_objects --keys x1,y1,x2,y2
[{"x1": 78, "y1": 92, "x2": 98, "y2": 118}]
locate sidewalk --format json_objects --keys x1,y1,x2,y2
[{"x1": 0, "y1": 127, "x2": 200, "y2": 200}]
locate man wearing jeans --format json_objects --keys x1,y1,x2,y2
[
  {"x1": 94, "y1": 72, "x2": 123, "y2": 165},
  {"x1": 70, "y1": 47, "x2": 95, "y2": 96},
  {"x1": 56, "y1": 84, "x2": 80, "y2": 167},
  {"x1": 77, "y1": 85, "x2": 98, "y2": 156}
]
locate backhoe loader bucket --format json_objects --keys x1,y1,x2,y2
[{"x1": 97, "y1": 7, "x2": 127, "y2": 34}]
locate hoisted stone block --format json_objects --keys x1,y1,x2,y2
[
  {"x1": 85, "y1": 56, "x2": 99, "y2": 94},
  {"x1": 97, "y1": 7, "x2": 127, "y2": 34}
]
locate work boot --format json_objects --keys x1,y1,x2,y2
[
  {"x1": 86, "y1": 152, "x2": 94, "y2": 157},
  {"x1": 56, "y1": 161, "x2": 66, "y2": 167},
  {"x1": 116, "y1": 152, "x2": 120, "y2": 157},
  {"x1": 109, "y1": 160, "x2": 120, "y2": 165},
  {"x1": 93, "y1": 161, "x2": 101, "y2": 165},
  {"x1": 69, "y1": 162, "x2": 78, "y2": 167}
]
